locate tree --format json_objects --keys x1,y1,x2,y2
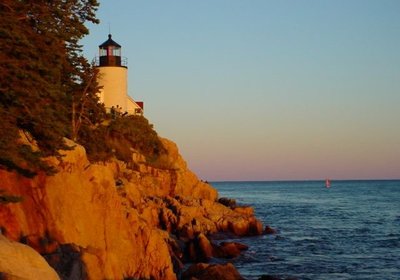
[
  {"x1": 0, "y1": 0, "x2": 100, "y2": 176},
  {"x1": 69, "y1": 56, "x2": 105, "y2": 142}
]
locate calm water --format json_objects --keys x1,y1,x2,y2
[{"x1": 212, "y1": 180, "x2": 400, "y2": 280}]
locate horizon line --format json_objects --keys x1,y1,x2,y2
[{"x1": 208, "y1": 178, "x2": 400, "y2": 183}]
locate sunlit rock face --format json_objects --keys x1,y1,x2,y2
[{"x1": 0, "y1": 138, "x2": 262, "y2": 280}]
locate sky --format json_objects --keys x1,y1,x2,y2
[{"x1": 81, "y1": 0, "x2": 400, "y2": 181}]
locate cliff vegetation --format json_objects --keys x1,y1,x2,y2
[{"x1": 1, "y1": 0, "x2": 102, "y2": 177}]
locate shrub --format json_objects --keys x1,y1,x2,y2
[
  {"x1": 78, "y1": 124, "x2": 113, "y2": 162},
  {"x1": 107, "y1": 115, "x2": 166, "y2": 160},
  {"x1": 78, "y1": 115, "x2": 167, "y2": 167}
]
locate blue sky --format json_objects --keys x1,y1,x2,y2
[{"x1": 82, "y1": 0, "x2": 400, "y2": 181}]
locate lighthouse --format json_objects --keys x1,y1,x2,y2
[{"x1": 96, "y1": 34, "x2": 143, "y2": 115}]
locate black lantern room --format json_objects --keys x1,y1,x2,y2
[{"x1": 98, "y1": 34, "x2": 124, "y2": 67}]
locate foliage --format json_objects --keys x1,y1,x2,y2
[
  {"x1": 0, "y1": 0, "x2": 100, "y2": 176},
  {"x1": 108, "y1": 115, "x2": 166, "y2": 160},
  {"x1": 70, "y1": 66, "x2": 106, "y2": 142},
  {"x1": 78, "y1": 123, "x2": 113, "y2": 163},
  {"x1": 79, "y1": 115, "x2": 167, "y2": 166}
]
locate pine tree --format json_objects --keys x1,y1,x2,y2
[{"x1": 0, "y1": 0, "x2": 100, "y2": 176}]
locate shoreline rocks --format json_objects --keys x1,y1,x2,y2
[
  {"x1": 182, "y1": 263, "x2": 245, "y2": 280},
  {"x1": 265, "y1": 225, "x2": 278, "y2": 235},
  {"x1": 0, "y1": 138, "x2": 264, "y2": 279}
]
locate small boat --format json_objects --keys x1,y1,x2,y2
[{"x1": 325, "y1": 179, "x2": 331, "y2": 188}]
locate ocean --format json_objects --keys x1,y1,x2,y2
[{"x1": 212, "y1": 180, "x2": 400, "y2": 280}]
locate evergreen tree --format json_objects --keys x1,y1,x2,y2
[{"x1": 0, "y1": 0, "x2": 100, "y2": 176}]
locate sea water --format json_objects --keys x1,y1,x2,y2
[{"x1": 212, "y1": 180, "x2": 400, "y2": 280}]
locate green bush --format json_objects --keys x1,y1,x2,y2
[
  {"x1": 108, "y1": 115, "x2": 166, "y2": 159},
  {"x1": 78, "y1": 124, "x2": 113, "y2": 162},
  {"x1": 78, "y1": 115, "x2": 167, "y2": 167}
]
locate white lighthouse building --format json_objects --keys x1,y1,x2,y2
[{"x1": 96, "y1": 34, "x2": 143, "y2": 115}]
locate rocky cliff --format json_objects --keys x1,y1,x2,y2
[{"x1": 0, "y1": 137, "x2": 263, "y2": 280}]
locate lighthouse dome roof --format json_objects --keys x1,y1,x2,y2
[{"x1": 99, "y1": 34, "x2": 121, "y2": 48}]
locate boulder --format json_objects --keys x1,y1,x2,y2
[
  {"x1": 249, "y1": 218, "x2": 264, "y2": 235},
  {"x1": 218, "y1": 197, "x2": 237, "y2": 208},
  {"x1": 182, "y1": 262, "x2": 245, "y2": 280},
  {"x1": 265, "y1": 225, "x2": 277, "y2": 235},
  {"x1": 186, "y1": 233, "x2": 213, "y2": 262},
  {"x1": 217, "y1": 241, "x2": 248, "y2": 258},
  {"x1": 233, "y1": 206, "x2": 254, "y2": 216},
  {"x1": 0, "y1": 234, "x2": 60, "y2": 280},
  {"x1": 258, "y1": 275, "x2": 281, "y2": 280},
  {"x1": 197, "y1": 233, "x2": 214, "y2": 261}
]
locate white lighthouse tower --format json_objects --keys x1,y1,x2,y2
[{"x1": 96, "y1": 34, "x2": 143, "y2": 115}]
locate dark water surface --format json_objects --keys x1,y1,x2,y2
[{"x1": 212, "y1": 180, "x2": 400, "y2": 280}]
